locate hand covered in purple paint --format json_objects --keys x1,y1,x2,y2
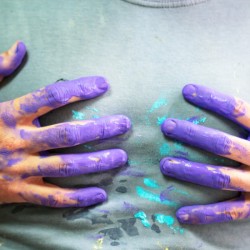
[
  {"x1": 160, "y1": 84, "x2": 250, "y2": 224},
  {"x1": 0, "y1": 41, "x2": 131, "y2": 207}
]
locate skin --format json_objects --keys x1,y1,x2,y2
[
  {"x1": 160, "y1": 84, "x2": 250, "y2": 224},
  {"x1": 0, "y1": 41, "x2": 131, "y2": 207}
]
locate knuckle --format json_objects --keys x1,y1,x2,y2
[
  {"x1": 45, "y1": 85, "x2": 66, "y2": 106},
  {"x1": 214, "y1": 135, "x2": 231, "y2": 155},
  {"x1": 213, "y1": 173, "x2": 230, "y2": 189},
  {"x1": 56, "y1": 125, "x2": 78, "y2": 146}
]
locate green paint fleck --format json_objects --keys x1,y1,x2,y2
[
  {"x1": 154, "y1": 214, "x2": 174, "y2": 226},
  {"x1": 136, "y1": 186, "x2": 177, "y2": 207},
  {"x1": 160, "y1": 142, "x2": 171, "y2": 156},
  {"x1": 149, "y1": 98, "x2": 167, "y2": 113},
  {"x1": 72, "y1": 110, "x2": 85, "y2": 120},
  {"x1": 144, "y1": 178, "x2": 160, "y2": 189},
  {"x1": 134, "y1": 211, "x2": 151, "y2": 228},
  {"x1": 157, "y1": 116, "x2": 167, "y2": 125}
]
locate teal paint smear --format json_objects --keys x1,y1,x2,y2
[
  {"x1": 144, "y1": 178, "x2": 160, "y2": 189},
  {"x1": 86, "y1": 106, "x2": 99, "y2": 112},
  {"x1": 187, "y1": 116, "x2": 207, "y2": 125},
  {"x1": 134, "y1": 211, "x2": 151, "y2": 228},
  {"x1": 92, "y1": 114, "x2": 100, "y2": 119},
  {"x1": 149, "y1": 98, "x2": 167, "y2": 113},
  {"x1": 157, "y1": 115, "x2": 167, "y2": 125},
  {"x1": 173, "y1": 141, "x2": 184, "y2": 151},
  {"x1": 136, "y1": 186, "x2": 177, "y2": 208},
  {"x1": 154, "y1": 214, "x2": 174, "y2": 226},
  {"x1": 154, "y1": 214, "x2": 185, "y2": 234},
  {"x1": 160, "y1": 142, "x2": 171, "y2": 156},
  {"x1": 72, "y1": 110, "x2": 85, "y2": 120}
]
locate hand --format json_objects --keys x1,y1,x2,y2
[
  {"x1": 0, "y1": 41, "x2": 131, "y2": 207},
  {"x1": 160, "y1": 84, "x2": 250, "y2": 224}
]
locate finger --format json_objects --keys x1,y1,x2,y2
[
  {"x1": 160, "y1": 157, "x2": 250, "y2": 191},
  {"x1": 161, "y1": 118, "x2": 250, "y2": 166},
  {"x1": 20, "y1": 149, "x2": 127, "y2": 178},
  {"x1": 20, "y1": 115, "x2": 131, "y2": 152},
  {"x1": 11, "y1": 76, "x2": 109, "y2": 120},
  {"x1": 176, "y1": 195, "x2": 250, "y2": 224},
  {"x1": 16, "y1": 179, "x2": 107, "y2": 207},
  {"x1": 183, "y1": 84, "x2": 250, "y2": 131},
  {"x1": 0, "y1": 41, "x2": 26, "y2": 80}
]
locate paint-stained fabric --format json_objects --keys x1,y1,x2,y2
[{"x1": 0, "y1": 0, "x2": 250, "y2": 249}]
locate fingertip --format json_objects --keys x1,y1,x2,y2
[
  {"x1": 182, "y1": 84, "x2": 197, "y2": 100},
  {"x1": 15, "y1": 41, "x2": 27, "y2": 58},
  {"x1": 161, "y1": 118, "x2": 177, "y2": 135},
  {"x1": 116, "y1": 115, "x2": 132, "y2": 133},
  {"x1": 176, "y1": 207, "x2": 190, "y2": 224},
  {"x1": 95, "y1": 76, "x2": 109, "y2": 92},
  {"x1": 69, "y1": 187, "x2": 108, "y2": 207},
  {"x1": 116, "y1": 148, "x2": 128, "y2": 165}
]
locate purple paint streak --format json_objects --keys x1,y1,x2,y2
[
  {"x1": 176, "y1": 195, "x2": 250, "y2": 224},
  {"x1": 0, "y1": 41, "x2": 26, "y2": 77},
  {"x1": 20, "y1": 115, "x2": 131, "y2": 151},
  {"x1": 19, "y1": 76, "x2": 108, "y2": 114},
  {"x1": 67, "y1": 187, "x2": 107, "y2": 207},
  {"x1": 161, "y1": 118, "x2": 232, "y2": 156},
  {"x1": 160, "y1": 157, "x2": 237, "y2": 190},
  {"x1": 183, "y1": 84, "x2": 247, "y2": 128},
  {"x1": 33, "y1": 149, "x2": 127, "y2": 177},
  {"x1": 1, "y1": 112, "x2": 17, "y2": 128}
]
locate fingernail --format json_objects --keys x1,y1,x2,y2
[
  {"x1": 95, "y1": 77, "x2": 109, "y2": 91},
  {"x1": 176, "y1": 208, "x2": 190, "y2": 223},
  {"x1": 160, "y1": 157, "x2": 173, "y2": 174},
  {"x1": 161, "y1": 119, "x2": 176, "y2": 134},
  {"x1": 95, "y1": 192, "x2": 107, "y2": 203},
  {"x1": 117, "y1": 115, "x2": 132, "y2": 133},
  {"x1": 182, "y1": 84, "x2": 197, "y2": 99}
]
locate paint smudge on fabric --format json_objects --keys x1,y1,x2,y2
[
  {"x1": 134, "y1": 211, "x2": 151, "y2": 228},
  {"x1": 160, "y1": 185, "x2": 193, "y2": 204},
  {"x1": 86, "y1": 106, "x2": 99, "y2": 112},
  {"x1": 160, "y1": 142, "x2": 171, "y2": 156},
  {"x1": 154, "y1": 214, "x2": 174, "y2": 226},
  {"x1": 151, "y1": 223, "x2": 161, "y2": 233},
  {"x1": 118, "y1": 218, "x2": 139, "y2": 236},
  {"x1": 149, "y1": 98, "x2": 168, "y2": 113},
  {"x1": 187, "y1": 115, "x2": 207, "y2": 125},
  {"x1": 116, "y1": 186, "x2": 127, "y2": 193},
  {"x1": 72, "y1": 110, "x2": 85, "y2": 120},
  {"x1": 153, "y1": 214, "x2": 184, "y2": 234},
  {"x1": 144, "y1": 178, "x2": 160, "y2": 189},
  {"x1": 119, "y1": 168, "x2": 145, "y2": 177},
  {"x1": 136, "y1": 186, "x2": 177, "y2": 208},
  {"x1": 93, "y1": 237, "x2": 104, "y2": 250},
  {"x1": 122, "y1": 202, "x2": 139, "y2": 214},
  {"x1": 157, "y1": 115, "x2": 168, "y2": 125}
]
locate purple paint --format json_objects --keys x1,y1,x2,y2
[
  {"x1": 176, "y1": 195, "x2": 250, "y2": 224},
  {"x1": 19, "y1": 76, "x2": 109, "y2": 114},
  {"x1": 67, "y1": 187, "x2": 107, "y2": 207},
  {"x1": 183, "y1": 84, "x2": 248, "y2": 128},
  {"x1": 1, "y1": 112, "x2": 16, "y2": 128},
  {"x1": 160, "y1": 157, "x2": 237, "y2": 190},
  {"x1": 161, "y1": 118, "x2": 232, "y2": 156},
  {"x1": 34, "y1": 149, "x2": 127, "y2": 177},
  {"x1": 20, "y1": 115, "x2": 131, "y2": 150},
  {"x1": 0, "y1": 41, "x2": 26, "y2": 77},
  {"x1": 7, "y1": 158, "x2": 22, "y2": 167}
]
